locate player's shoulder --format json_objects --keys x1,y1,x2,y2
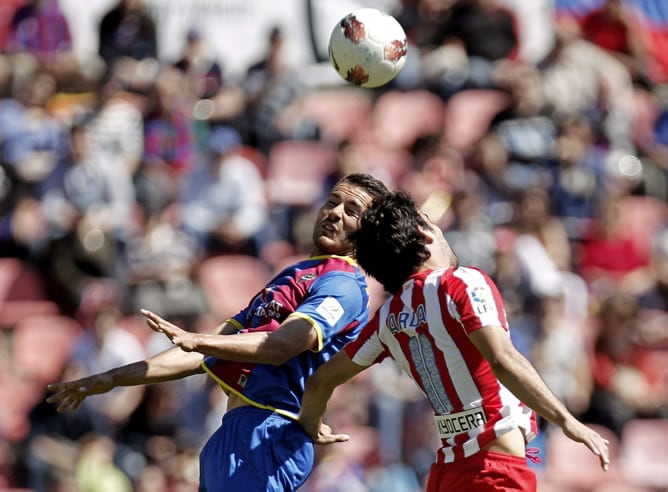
[
  {"x1": 312, "y1": 255, "x2": 362, "y2": 276},
  {"x1": 445, "y1": 265, "x2": 495, "y2": 288}
]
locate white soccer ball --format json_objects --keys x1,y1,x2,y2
[{"x1": 328, "y1": 8, "x2": 407, "y2": 89}]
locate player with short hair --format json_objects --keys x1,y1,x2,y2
[
  {"x1": 298, "y1": 190, "x2": 610, "y2": 492},
  {"x1": 47, "y1": 173, "x2": 389, "y2": 492}
]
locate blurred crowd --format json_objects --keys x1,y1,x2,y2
[{"x1": 0, "y1": 0, "x2": 667, "y2": 491}]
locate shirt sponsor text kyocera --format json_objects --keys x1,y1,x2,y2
[{"x1": 434, "y1": 408, "x2": 487, "y2": 440}]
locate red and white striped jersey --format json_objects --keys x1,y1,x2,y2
[{"x1": 344, "y1": 266, "x2": 537, "y2": 463}]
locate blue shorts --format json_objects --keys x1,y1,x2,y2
[{"x1": 199, "y1": 406, "x2": 314, "y2": 492}]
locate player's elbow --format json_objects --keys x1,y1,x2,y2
[
  {"x1": 262, "y1": 345, "x2": 296, "y2": 366},
  {"x1": 304, "y1": 367, "x2": 334, "y2": 396},
  {"x1": 487, "y1": 347, "x2": 521, "y2": 377},
  {"x1": 264, "y1": 333, "x2": 315, "y2": 365}
]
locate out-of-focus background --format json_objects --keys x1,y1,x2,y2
[{"x1": 0, "y1": 0, "x2": 667, "y2": 490}]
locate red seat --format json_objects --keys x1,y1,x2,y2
[
  {"x1": 443, "y1": 89, "x2": 511, "y2": 152},
  {"x1": 541, "y1": 423, "x2": 623, "y2": 491},
  {"x1": 266, "y1": 141, "x2": 339, "y2": 207},
  {"x1": 12, "y1": 314, "x2": 82, "y2": 385},
  {"x1": 616, "y1": 195, "x2": 668, "y2": 259},
  {"x1": 231, "y1": 144, "x2": 269, "y2": 178},
  {"x1": 0, "y1": 378, "x2": 42, "y2": 441},
  {"x1": 197, "y1": 254, "x2": 272, "y2": 320},
  {"x1": 299, "y1": 89, "x2": 373, "y2": 144},
  {"x1": 0, "y1": 258, "x2": 59, "y2": 328},
  {"x1": 621, "y1": 419, "x2": 668, "y2": 489},
  {"x1": 339, "y1": 142, "x2": 412, "y2": 189},
  {"x1": 362, "y1": 90, "x2": 446, "y2": 149}
]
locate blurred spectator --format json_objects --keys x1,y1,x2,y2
[
  {"x1": 75, "y1": 434, "x2": 133, "y2": 492},
  {"x1": 583, "y1": 293, "x2": 667, "y2": 437},
  {"x1": 123, "y1": 203, "x2": 205, "y2": 322},
  {"x1": 512, "y1": 186, "x2": 590, "y2": 318},
  {"x1": 532, "y1": 294, "x2": 593, "y2": 418},
  {"x1": 442, "y1": 186, "x2": 497, "y2": 273},
  {"x1": 180, "y1": 126, "x2": 271, "y2": 257},
  {"x1": 413, "y1": 0, "x2": 519, "y2": 97},
  {"x1": 579, "y1": 0, "x2": 653, "y2": 85},
  {"x1": 0, "y1": 63, "x2": 66, "y2": 259},
  {"x1": 244, "y1": 26, "x2": 314, "y2": 153},
  {"x1": 469, "y1": 133, "x2": 520, "y2": 225},
  {"x1": 495, "y1": 0, "x2": 555, "y2": 64},
  {"x1": 0, "y1": 0, "x2": 26, "y2": 51},
  {"x1": 98, "y1": 0, "x2": 157, "y2": 66},
  {"x1": 538, "y1": 16, "x2": 635, "y2": 151},
  {"x1": 490, "y1": 61, "x2": 556, "y2": 169},
  {"x1": 86, "y1": 62, "x2": 145, "y2": 179},
  {"x1": 5, "y1": 0, "x2": 78, "y2": 80},
  {"x1": 172, "y1": 28, "x2": 246, "y2": 148},
  {"x1": 0, "y1": 66, "x2": 64, "y2": 176},
  {"x1": 578, "y1": 194, "x2": 652, "y2": 299},
  {"x1": 68, "y1": 305, "x2": 146, "y2": 434},
  {"x1": 142, "y1": 66, "x2": 197, "y2": 175},
  {"x1": 514, "y1": 186, "x2": 572, "y2": 272},
  {"x1": 41, "y1": 119, "x2": 134, "y2": 241},
  {"x1": 643, "y1": 102, "x2": 668, "y2": 201},
  {"x1": 549, "y1": 117, "x2": 606, "y2": 239},
  {"x1": 638, "y1": 227, "x2": 668, "y2": 312},
  {"x1": 43, "y1": 209, "x2": 121, "y2": 308},
  {"x1": 173, "y1": 29, "x2": 224, "y2": 101}
]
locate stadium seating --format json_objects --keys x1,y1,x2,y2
[
  {"x1": 197, "y1": 254, "x2": 272, "y2": 320},
  {"x1": 540, "y1": 423, "x2": 623, "y2": 491},
  {"x1": 266, "y1": 140, "x2": 339, "y2": 208},
  {"x1": 621, "y1": 419, "x2": 668, "y2": 489},
  {"x1": 0, "y1": 258, "x2": 59, "y2": 329}
]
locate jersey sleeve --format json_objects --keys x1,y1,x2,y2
[
  {"x1": 448, "y1": 267, "x2": 508, "y2": 334},
  {"x1": 344, "y1": 312, "x2": 389, "y2": 366},
  {"x1": 229, "y1": 307, "x2": 250, "y2": 331},
  {"x1": 294, "y1": 271, "x2": 366, "y2": 346}
]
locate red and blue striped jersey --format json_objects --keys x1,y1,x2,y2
[
  {"x1": 345, "y1": 266, "x2": 537, "y2": 462},
  {"x1": 203, "y1": 255, "x2": 370, "y2": 419}
]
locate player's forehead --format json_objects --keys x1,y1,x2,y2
[{"x1": 327, "y1": 182, "x2": 374, "y2": 208}]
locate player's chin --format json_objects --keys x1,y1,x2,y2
[{"x1": 314, "y1": 236, "x2": 352, "y2": 256}]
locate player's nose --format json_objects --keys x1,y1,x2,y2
[{"x1": 325, "y1": 203, "x2": 344, "y2": 220}]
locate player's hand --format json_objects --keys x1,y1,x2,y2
[
  {"x1": 562, "y1": 418, "x2": 610, "y2": 471},
  {"x1": 313, "y1": 422, "x2": 350, "y2": 445},
  {"x1": 141, "y1": 309, "x2": 198, "y2": 351},
  {"x1": 46, "y1": 374, "x2": 114, "y2": 413}
]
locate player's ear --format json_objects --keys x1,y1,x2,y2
[{"x1": 417, "y1": 225, "x2": 435, "y2": 244}]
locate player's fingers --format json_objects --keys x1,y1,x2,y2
[
  {"x1": 46, "y1": 387, "x2": 76, "y2": 403},
  {"x1": 57, "y1": 395, "x2": 78, "y2": 413},
  {"x1": 314, "y1": 433, "x2": 350, "y2": 445},
  {"x1": 142, "y1": 309, "x2": 171, "y2": 326},
  {"x1": 46, "y1": 391, "x2": 64, "y2": 403},
  {"x1": 585, "y1": 435, "x2": 610, "y2": 471},
  {"x1": 140, "y1": 309, "x2": 164, "y2": 324},
  {"x1": 329, "y1": 433, "x2": 350, "y2": 442},
  {"x1": 598, "y1": 438, "x2": 610, "y2": 471},
  {"x1": 144, "y1": 319, "x2": 162, "y2": 332}
]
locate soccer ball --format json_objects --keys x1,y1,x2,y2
[{"x1": 328, "y1": 8, "x2": 407, "y2": 89}]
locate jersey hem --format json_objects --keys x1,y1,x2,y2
[{"x1": 200, "y1": 361, "x2": 299, "y2": 421}]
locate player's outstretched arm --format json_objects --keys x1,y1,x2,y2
[
  {"x1": 469, "y1": 324, "x2": 610, "y2": 471},
  {"x1": 47, "y1": 372, "x2": 115, "y2": 413},
  {"x1": 299, "y1": 350, "x2": 366, "y2": 443},
  {"x1": 47, "y1": 346, "x2": 205, "y2": 413},
  {"x1": 142, "y1": 309, "x2": 318, "y2": 365}
]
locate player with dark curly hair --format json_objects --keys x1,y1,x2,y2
[{"x1": 299, "y1": 190, "x2": 610, "y2": 492}]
